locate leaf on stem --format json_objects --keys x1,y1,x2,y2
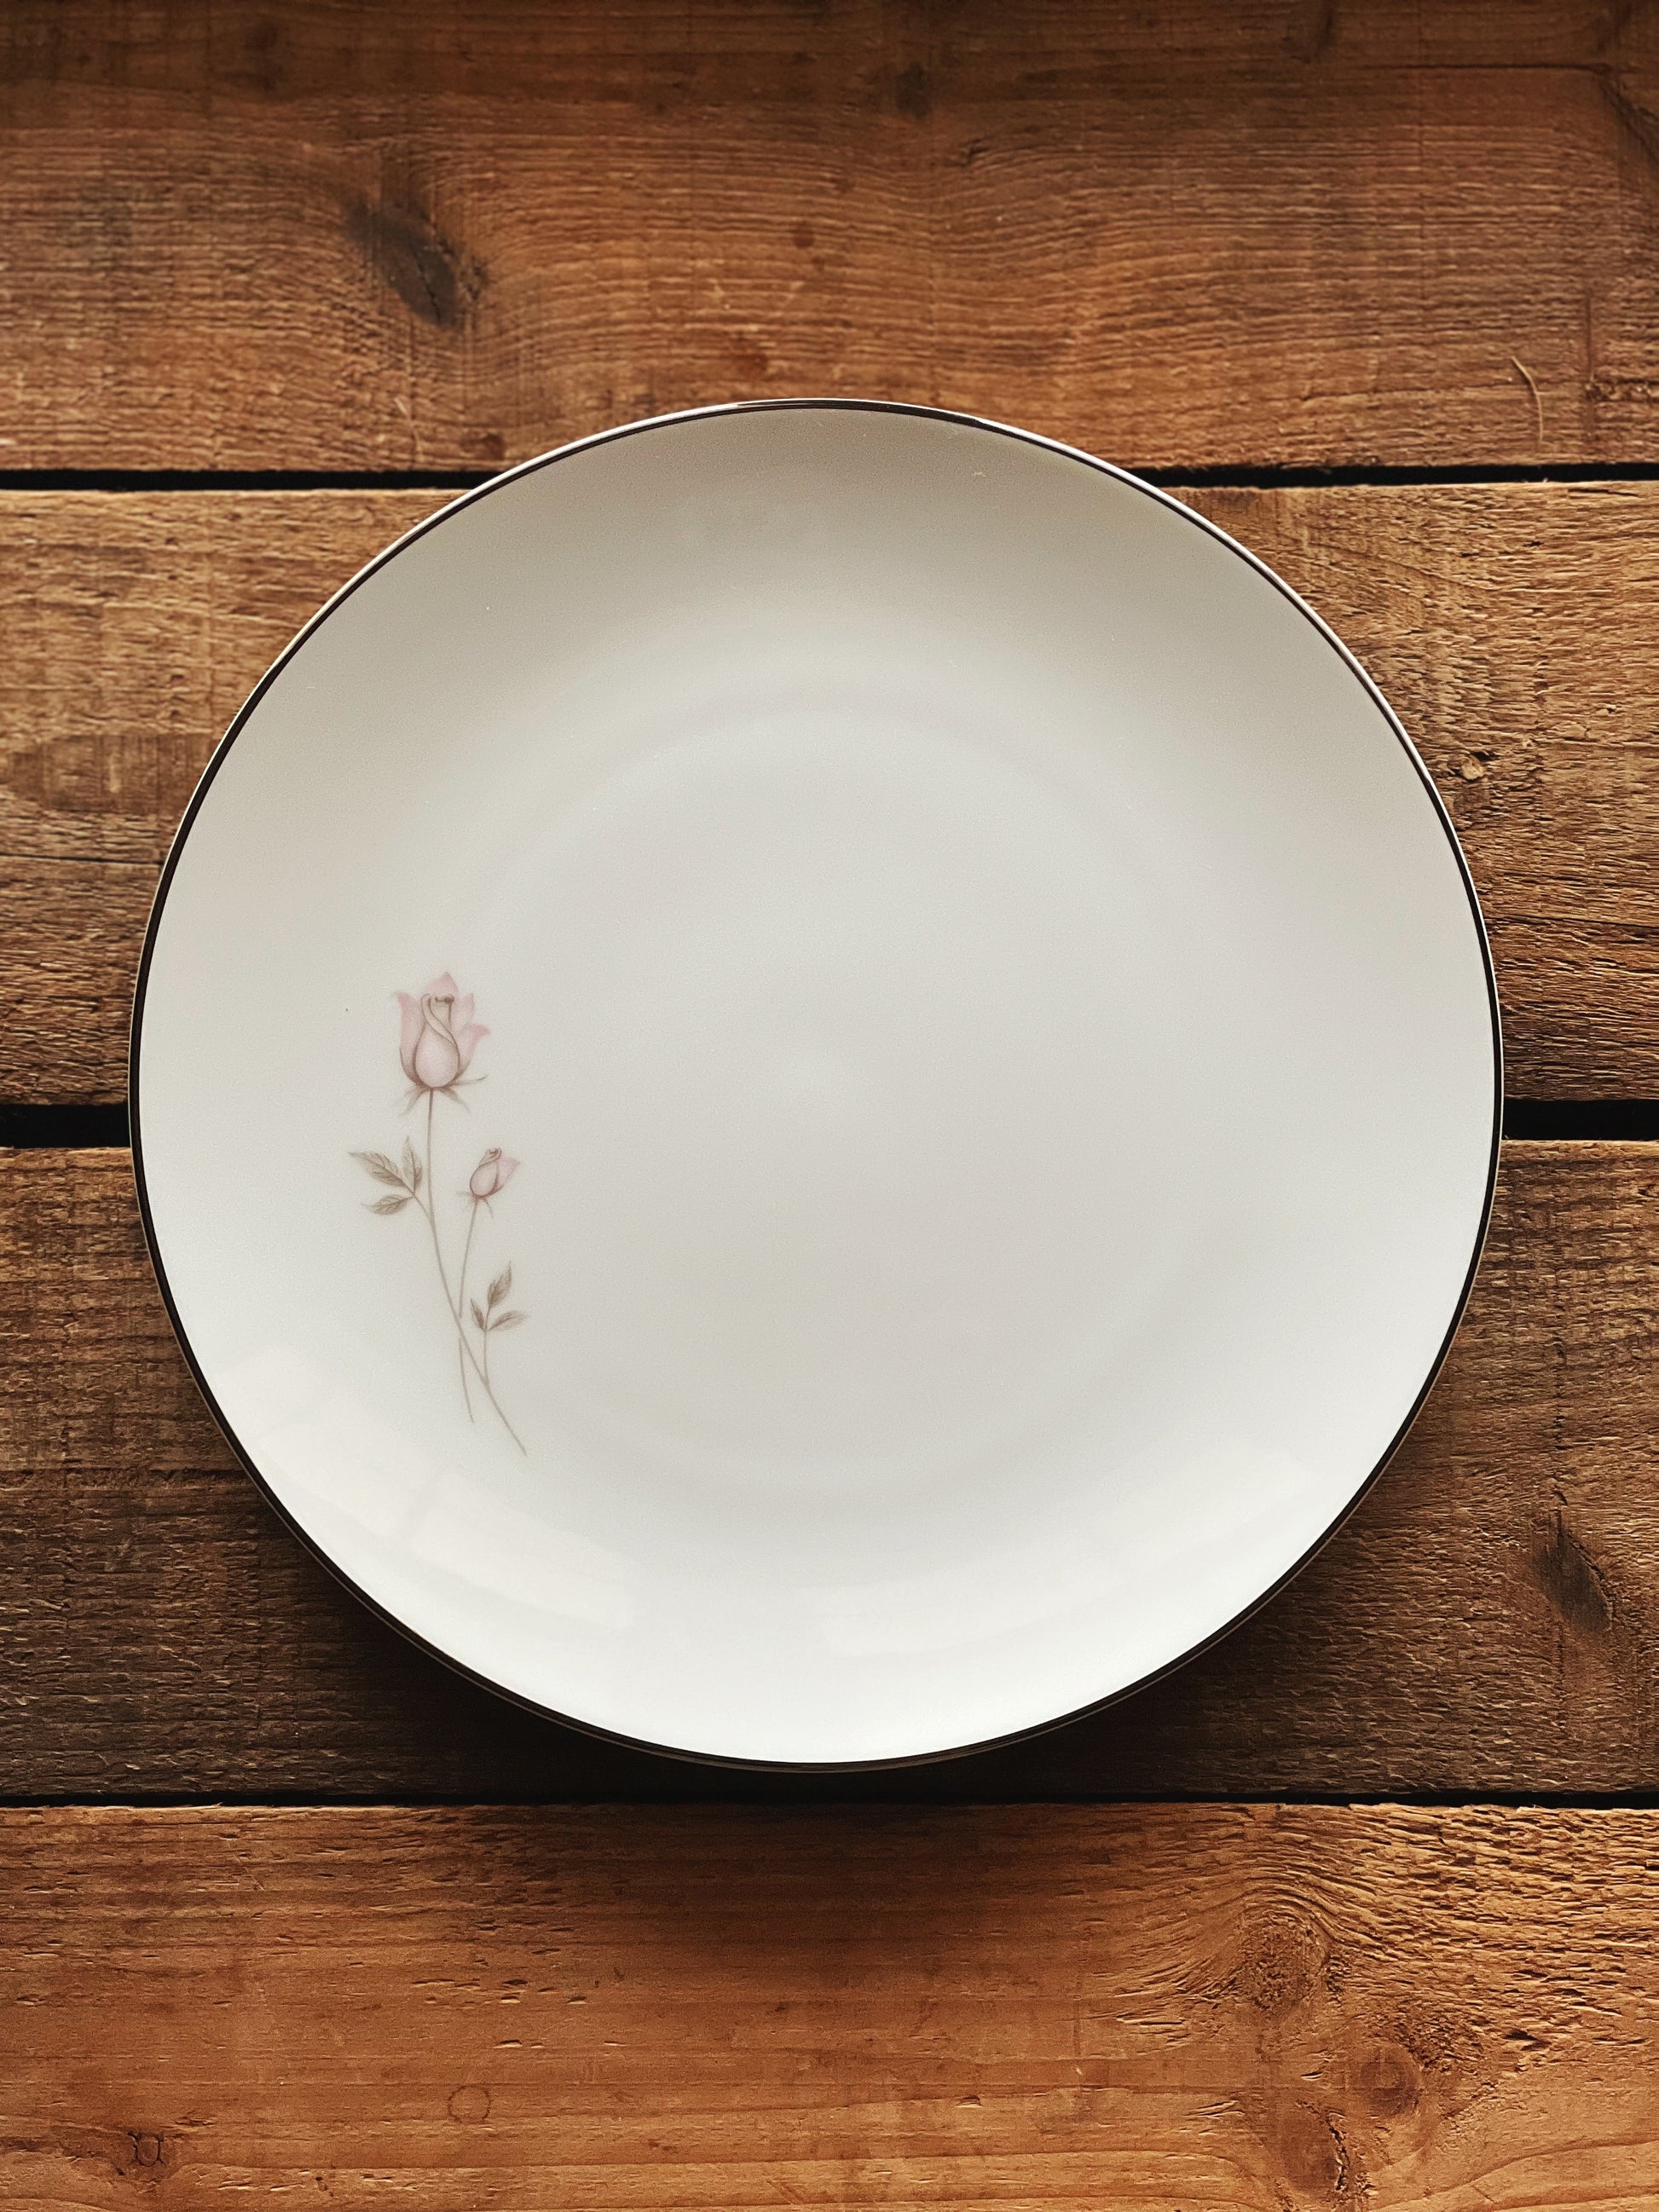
[
  {"x1": 491, "y1": 1309, "x2": 527, "y2": 1330},
  {"x1": 352, "y1": 1150, "x2": 407, "y2": 1188},
  {"x1": 401, "y1": 1137, "x2": 422, "y2": 1193},
  {"x1": 487, "y1": 1263, "x2": 512, "y2": 1308},
  {"x1": 470, "y1": 1298, "x2": 488, "y2": 1331},
  {"x1": 367, "y1": 1193, "x2": 411, "y2": 1216}
]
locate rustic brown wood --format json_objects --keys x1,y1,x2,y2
[
  {"x1": 5, "y1": 12, "x2": 1652, "y2": 2202},
  {"x1": 1, "y1": 1141, "x2": 1654, "y2": 1801},
  {"x1": 3, "y1": 1802, "x2": 1658, "y2": 2206},
  {"x1": 0, "y1": 491, "x2": 436, "y2": 1105},
  {"x1": 5, "y1": 3, "x2": 1659, "y2": 471},
  {"x1": 3, "y1": 480, "x2": 1658, "y2": 1104}
]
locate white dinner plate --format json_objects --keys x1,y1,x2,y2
[{"x1": 133, "y1": 401, "x2": 1500, "y2": 1769}]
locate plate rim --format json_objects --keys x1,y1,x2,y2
[{"x1": 129, "y1": 396, "x2": 1506, "y2": 1773}]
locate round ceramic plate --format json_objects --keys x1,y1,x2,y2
[{"x1": 133, "y1": 401, "x2": 1500, "y2": 1769}]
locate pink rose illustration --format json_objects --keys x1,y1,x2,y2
[
  {"x1": 354, "y1": 968, "x2": 526, "y2": 1452},
  {"x1": 469, "y1": 1147, "x2": 519, "y2": 1201},
  {"x1": 396, "y1": 973, "x2": 487, "y2": 1094}
]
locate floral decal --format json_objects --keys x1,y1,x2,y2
[
  {"x1": 353, "y1": 972, "x2": 526, "y2": 1450},
  {"x1": 397, "y1": 979, "x2": 487, "y2": 1094}
]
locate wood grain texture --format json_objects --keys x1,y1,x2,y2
[
  {"x1": 4, "y1": 1802, "x2": 1658, "y2": 2207},
  {"x1": 6, "y1": 2, "x2": 1659, "y2": 471},
  {"x1": 1, "y1": 1142, "x2": 1654, "y2": 1801},
  {"x1": 3, "y1": 480, "x2": 1658, "y2": 1103}
]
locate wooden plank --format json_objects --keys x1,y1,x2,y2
[
  {"x1": 1, "y1": 1141, "x2": 1654, "y2": 1800},
  {"x1": 3, "y1": 481, "x2": 1657, "y2": 1102},
  {"x1": 5, "y1": 3, "x2": 1659, "y2": 471},
  {"x1": 3, "y1": 1802, "x2": 1657, "y2": 2207}
]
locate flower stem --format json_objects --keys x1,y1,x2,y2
[
  {"x1": 421, "y1": 1094, "x2": 471, "y2": 1418},
  {"x1": 418, "y1": 1091, "x2": 525, "y2": 1453},
  {"x1": 456, "y1": 1198, "x2": 481, "y2": 1418}
]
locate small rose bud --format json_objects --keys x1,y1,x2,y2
[{"x1": 469, "y1": 1146, "x2": 519, "y2": 1201}]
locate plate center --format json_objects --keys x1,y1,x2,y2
[{"x1": 484, "y1": 698, "x2": 1199, "y2": 1496}]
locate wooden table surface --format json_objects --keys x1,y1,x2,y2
[{"x1": 3, "y1": 4, "x2": 1657, "y2": 2204}]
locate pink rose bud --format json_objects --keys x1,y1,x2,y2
[
  {"x1": 469, "y1": 1147, "x2": 519, "y2": 1201},
  {"x1": 396, "y1": 972, "x2": 488, "y2": 1094}
]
